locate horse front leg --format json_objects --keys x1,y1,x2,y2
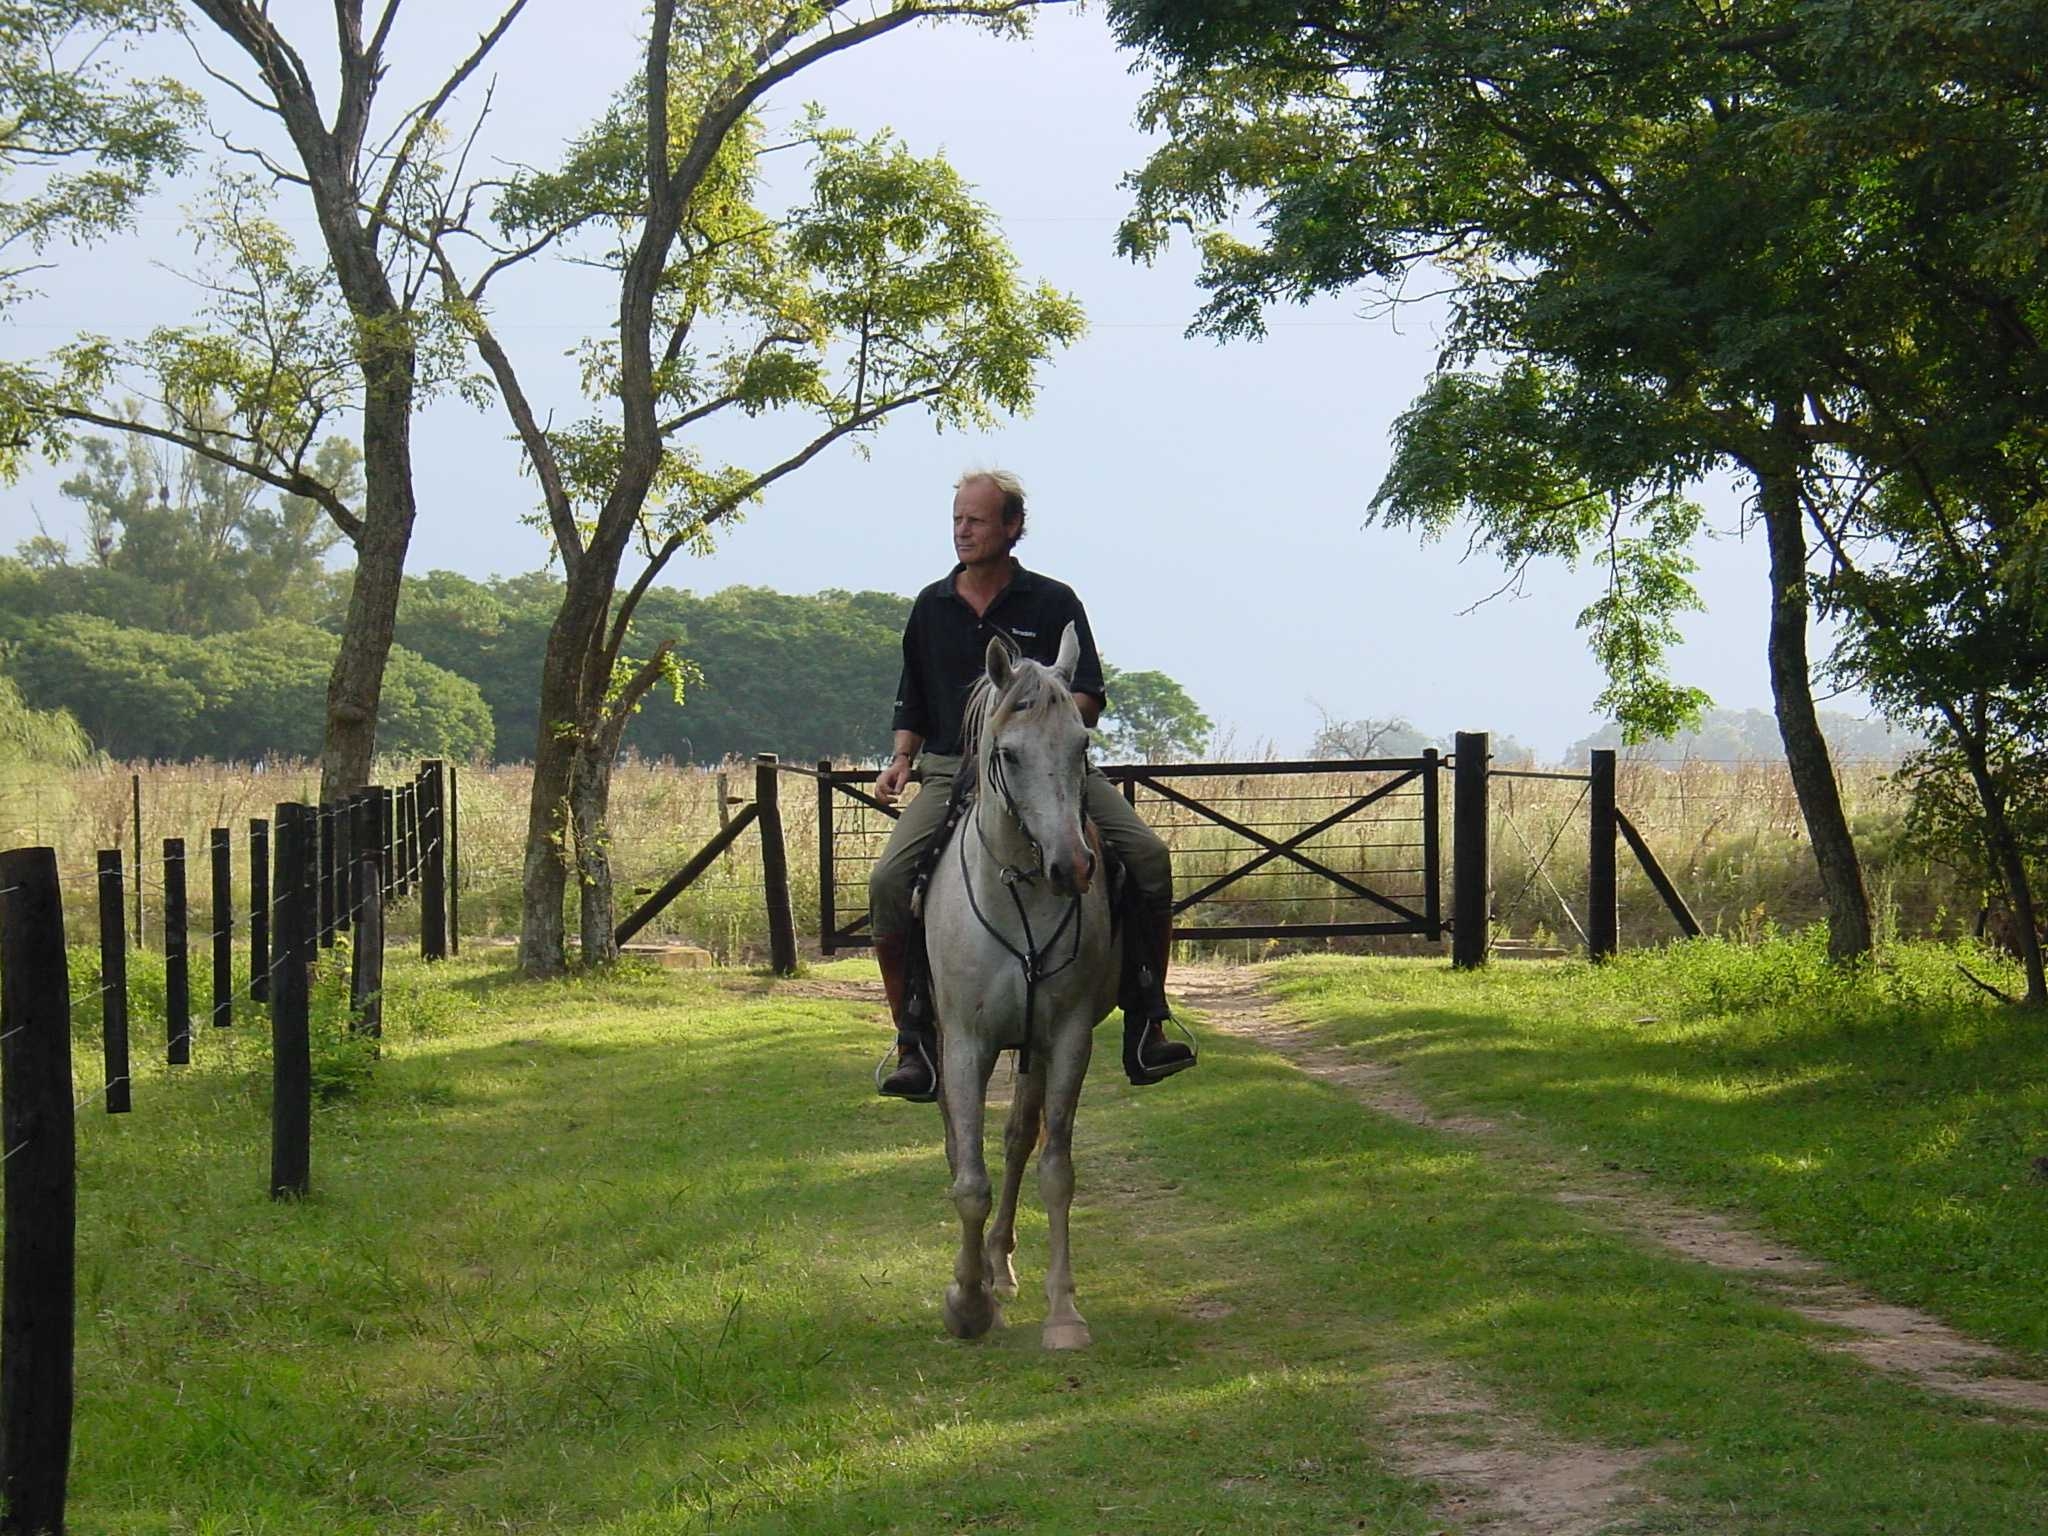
[
  {"x1": 985, "y1": 1063, "x2": 1047, "y2": 1301},
  {"x1": 1039, "y1": 1022, "x2": 1094, "y2": 1351},
  {"x1": 940, "y1": 1032, "x2": 1003, "y2": 1340}
]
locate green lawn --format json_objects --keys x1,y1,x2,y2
[
  {"x1": 1268, "y1": 932, "x2": 2048, "y2": 1354},
  {"x1": 46, "y1": 944, "x2": 2048, "y2": 1533}
]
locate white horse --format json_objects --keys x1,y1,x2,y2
[{"x1": 921, "y1": 622, "x2": 1119, "y2": 1350}]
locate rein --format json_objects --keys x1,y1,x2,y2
[{"x1": 957, "y1": 720, "x2": 1085, "y2": 1075}]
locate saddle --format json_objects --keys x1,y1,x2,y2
[{"x1": 901, "y1": 757, "x2": 1139, "y2": 1033}]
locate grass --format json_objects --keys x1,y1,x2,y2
[
  {"x1": 1268, "y1": 932, "x2": 2048, "y2": 1354},
  {"x1": 1, "y1": 752, "x2": 1973, "y2": 961},
  {"x1": 37, "y1": 945, "x2": 2048, "y2": 1532}
]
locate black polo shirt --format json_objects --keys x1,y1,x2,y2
[{"x1": 892, "y1": 561, "x2": 1108, "y2": 756}]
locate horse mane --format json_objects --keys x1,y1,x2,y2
[{"x1": 960, "y1": 654, "x2": 1069, "y2": 764}]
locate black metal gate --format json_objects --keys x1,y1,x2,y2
[{"x1": 813, "y1": 753, "x2": 1441, "y2": 954}]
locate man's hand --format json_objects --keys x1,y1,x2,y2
[{"x1": 875, "y1": 752, "x2": 914, "y2": 805}]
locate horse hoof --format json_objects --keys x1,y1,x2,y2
[
  {"x1": 1042, "y1": 1320, "x2": 1092, "y2": 1351},
  {"x1": 986, "y1": 1254, "x2": 1019, "y2": 1300},
  {"x1": 944, "y1": 1284, "x2": 1000, "y2": 1340}
]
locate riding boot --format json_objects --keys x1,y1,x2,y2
[
  {"x1": 1122, "y1": 916, "x2": 1196, "y2": 1086},
  {"x1": 876, "y1": 932, "x2": 938, "y2": 1102}
]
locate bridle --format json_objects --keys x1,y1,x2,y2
[{"x1": 956, "y1": 702, "x2": 1087, "y2": 1074}]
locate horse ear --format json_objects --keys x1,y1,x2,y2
[
  {"x1": 1053, "y1": 622, "x2": 1080, "y2": 684},
  {"x1": 986, "y1": 635, "x2": 1014, "y2": 691}
]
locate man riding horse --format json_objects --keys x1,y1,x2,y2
[{"x1": 870, "y1": 468, "x2": 1196, "y2": 1101}]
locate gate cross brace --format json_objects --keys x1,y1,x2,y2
[{"x1": 1130, "y1": 769, "x2": 1428, "y2": 925}]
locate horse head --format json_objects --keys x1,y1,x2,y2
[{"x1": 977, "y1": 621, "x2": 1095, "y2": 897}]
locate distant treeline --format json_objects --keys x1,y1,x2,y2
[
  {"x1": 0, "y1": 556, "x2": 911, "y2": 764},
  {"x1": 393, "y1": 572, "x2": 908, "y2": 765}
]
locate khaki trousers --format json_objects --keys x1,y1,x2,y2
[{"x1": 867, "y1": 753, "x2": 1172, "y2": 941}]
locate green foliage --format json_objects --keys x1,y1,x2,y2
[
  {"x1": 0, "y1": 0, "x2": 197, "y2": 294},
  {"x1": 1, "y1": 612, "x2": 491, "y2": 761},
  {"x1": 23, "y1": 413, "x2": 355, "y2": 633},
  {"x1": 0, "y1": 0, "x2": 197, "y2": 477},
  {"x1": 1097, "y1": 661, "x2": 1212, "y2": 762},
  {"x1": 393, "y1": 571, "x2": 912, "y2": 764},
  {"x1": 0, "y1": 661, "x2": 88, "y2": 767}
]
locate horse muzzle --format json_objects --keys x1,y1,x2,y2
[{"x1": 1049, "y1": 828, "x2": 1095, "y2": 897}]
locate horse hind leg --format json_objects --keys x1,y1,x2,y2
[
  {"x1": 940, "y1": 1035, "x2": 1004, "y2": 1340},
  {"x1": 985, "y1": 1062, "x2": 1046, "y2": 1301},
  {"x1": 1038, "y1": 1025, "x2": 1094, "y2": 1351}
]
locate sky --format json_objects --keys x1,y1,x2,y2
[{"x1": 0, "y1": 3, "x2": 1863, "y2": 761}]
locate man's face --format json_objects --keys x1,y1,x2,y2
[{"x1": 953, "y1": 479, "x2": 1017, "y2": 566}]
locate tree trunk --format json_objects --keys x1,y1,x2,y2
[
  {"x1": 320, "y1": 361, "x2": 417, "y2": 800},
  {"x1": 518, "y1": 550, "x2": 624, "y2": 974},
  {"x1": 1957, "y1": 732, "x2": 2048, "y2": 1005},
  {"x1": 518, "y1": 633, "x2": 581, "y2": 976},
  {"x1": 1757, "y1": 443, "x2": 1873, "y2": 962},
  {"x1": 572, "y1": 741, "x2": 619, "y2": 967}
]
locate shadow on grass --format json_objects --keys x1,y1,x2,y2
[{"x1": 65, "y1": 964, "x2": 2048, "y2": 1535}]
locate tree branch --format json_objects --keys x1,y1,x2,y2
[
  {"x1": 58, "y1": 406, "x2": 365, "y2": 545},
  {"x1": 368, "y1": 0, "x2": 530, "y2": 238}
]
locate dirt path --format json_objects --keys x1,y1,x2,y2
[{"x1": 1177, "y1": 965, "x2": 2048, "y2": 1420}]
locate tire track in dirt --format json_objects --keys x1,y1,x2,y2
[{"x1": 1178, "y1": 965, "x2": 2048, "y2": 1420}]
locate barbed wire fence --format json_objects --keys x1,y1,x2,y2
[{"x1": 0, "y1": 759, "x2": 456, "y2": 1535}]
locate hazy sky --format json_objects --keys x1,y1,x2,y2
[{"x1": 0, "y1": 4, "x2": 1858, "y2": 759}]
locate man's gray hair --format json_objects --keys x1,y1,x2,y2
[{"x1": 957, "y1": 467, "x2": 1027, "y2": 545}]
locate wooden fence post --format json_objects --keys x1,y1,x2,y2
[
  {"x1": 816, "y1": 759, "x2": 836, "y2": 957},
  {"x1": 398, "y1": 782, "x2": 417, "y2": 898},
  {"x1": 420, "y1": 760, "x2": 447, "y2": 962},
  {"x1": 0, "y1": 847, "x2": 77, "y2": 1536},
  {"x1": 249, "y1": 819, "x2": 270, "y2": 1005},
  {"x1": 378, "y1": 786, "x2": 395, "y2": 894},
  {"x1": 130, "y1": 771, "x2": 145, "y2": 948},
  {"x1": 1589, "y1": 749, "x2": 1618, "y2": 960},
  {"x1": 164, "y1": 837, "x2": 190, "y2": 1065},
  {"x1": 350, "y1": 794, "x2": 384, "y2": 1038},
  {"x1": 97, "y1": 851, "x2": 130, "y2": 1115},
  {"x1": 1452, "y1": 732, "x2": 1491, "y2": 969},
  {"x1": 331, "y1": 801, "x2": 351, "y2": 940},
  {"x1": 317, "y1": 805, "x2": 337, "y2": 950},
  {"x1": 210, "y1": 828, "x2": 233, "y2": 1028},
  {"x1": 446, "y1": 763, "x2": 461, "y2": 957},
  {"x1": 755, "y1": 754, "x2": 798, "y2": 975},
  {"x1": 270, "y1": 804, "x2": 313, "y2": 1200}
]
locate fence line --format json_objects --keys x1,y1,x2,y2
[{"x1": 0, "y1": 759, "x2": 455, "y2": 1536}]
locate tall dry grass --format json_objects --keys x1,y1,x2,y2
[{"x1": 0, "y1": 753, "x2": 1959, "y2": 960}]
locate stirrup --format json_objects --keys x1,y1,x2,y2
[
  {"x1": 1122, "y1": 1011, "x2": 1197, "y2": 1086},
  {"x1": 875, "y1": 1036, "x2": 938, "y2": 1103}
]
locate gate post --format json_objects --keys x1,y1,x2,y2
[
  {"x1": 1452, "y1": 731, "x2": 1491, "y2": 969},
  {"x1": 1422, "y1": 747, "x2": 1443, "y2": 940},
  {"x1": 816, "y1": 759, "x2": 836, "y2": 957},
  {"x1": 1589, "y1": 748, "x2": 1618, "y2": 960},
  {"x1": 755, "y1": 754, "x2": 798, "y2": 975}
]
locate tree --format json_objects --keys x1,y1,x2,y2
[
  {"x1": 1112, "y1": 0, "x2": 1888, "y2": 958},
  {"x1": 1308, "y1": 710, "x2": 1427, "y2": 762},
  {"x1": 0, "y1": 666, "x2": 89, "y2": 771},
  {"x1": 2, "y1": 610, "x2": 492, "y2": 760},
  {"x1": 46, "y1": 2, "x2": 526, "y2": 798},
  {"x1": 29, "y1": 411, "x2": 353, "y2": 633},
  {"x1": 1096, "y1": 662, "x2": 1211, "y2": 762},
  {"x1": 0, "y1": 0, "x2": 196, "y2": 469},
  {"x1": 416, "y1": 1, "x2": 1082, "y2": 973}
]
